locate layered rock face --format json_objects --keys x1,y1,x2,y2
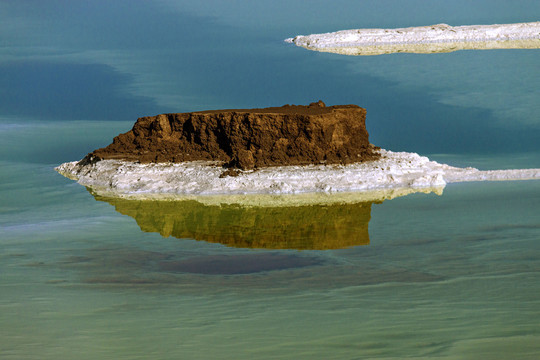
[{"x1": 85, "y1": 101, "x2": 379, "y2": 170}]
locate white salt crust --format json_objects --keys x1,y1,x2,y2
[
  {"x1": 285, "y1": 22, "x2": 540, "y2": 55},
  {"x1": 56, "y1": 149, "x2": 540, "y2": 205}
]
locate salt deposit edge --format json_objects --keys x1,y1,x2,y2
[
  {"x1": 286, "y1": 22, "x2": 540, "y2": 55},
  {"x1": 56, "y1": 149, "x2": 540, "y2": 205}
]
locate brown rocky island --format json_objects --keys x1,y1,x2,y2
[
  {"x1": 83, "y1": 101, "x2": 380, "y2": 175},
  {"x1": 57, "y1": 100, "x2": 538, "y2": 198}
]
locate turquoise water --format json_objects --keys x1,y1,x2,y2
[
  {"x1": 1, "y1": 1, "x2": 540, "y2": 359},
  {"x1": 2, "y1": 160, "x2": 539, "y2": 359}
]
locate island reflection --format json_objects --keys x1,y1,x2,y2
[
  {"x1": 89, "y1": 187, "x2": 442, "y2": 250},
  {"x1": 92, "y1": 194, "x2": 371, "y2": 250}
]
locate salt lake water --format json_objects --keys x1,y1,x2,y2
[{"x1": 1, "y1": 1, "x2": 539, "y2": 359}]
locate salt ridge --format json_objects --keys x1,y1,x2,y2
[
  {"x1": 56, "y1": 149, "x2": 540, "y2": 203},
  {"x1": 285, "y1": 22, "x2": 540, "y2": 55}
]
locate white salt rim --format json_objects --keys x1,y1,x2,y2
[
  {"x1": 285, "y1": 22, "x2": 540, "y2": 47},
  {"x1": 56, "y1": 149, "x2": 540, "y2": 206}
]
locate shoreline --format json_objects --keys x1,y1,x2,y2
[{"x1": 56, "y1": 149, "x2": 540, "y2": 205}]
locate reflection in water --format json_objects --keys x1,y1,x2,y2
[
  {"x1": 89, "y1": 186, "x2": 444, "y2": 250},
  {"x1": 92, "y1": 193, "x2": 374, "y2": 250}
]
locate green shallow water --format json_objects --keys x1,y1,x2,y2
[{"x1": 1, "y1": 159, "x2": 539, "y2": 359}]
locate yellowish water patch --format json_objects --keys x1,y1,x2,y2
[
  {"x1": 93, "y1": 193, "x2": 373, "y2": 250},
  {"x1": 89, "y1": 186, "x2": 443, "y2": 250}
]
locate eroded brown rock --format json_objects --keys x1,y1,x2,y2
[{"x1": 85, "y1": 101, "x2": 379, "y2": 170}]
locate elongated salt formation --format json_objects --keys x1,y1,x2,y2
[
  {"x1": 285, "y1": 22, "x2": 540, "y2": 55},
  {"x1": 56, "y1": 149, "x2": 540, "y2": 200}
]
